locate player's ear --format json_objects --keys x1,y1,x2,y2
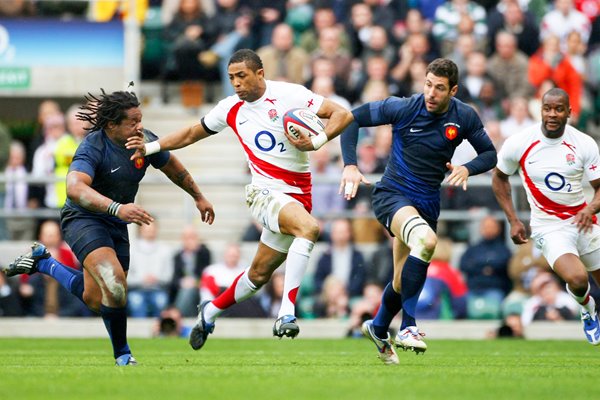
[{"x1": 450, "y1": 85, "x2": 458, "y2": 97}]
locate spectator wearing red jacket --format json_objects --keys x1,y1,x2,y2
[
  {"x1": 417, "y1": 238, "x2": 468, "y2": 319},
  {"x1": 528, "y1": 34, "x2": 583, "y2": 123}
]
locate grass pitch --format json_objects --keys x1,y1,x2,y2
[{"x1": 1, "y1": 338, "x2": 598, "y2": 400}]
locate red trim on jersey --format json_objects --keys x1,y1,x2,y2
[
  {"x1": 212, "y1": 271, "x2": 244, "y2": 310},
  {"x1": 226, "y1": 100, "x2": 313, "y2": 212},
  {"x1": 519, "y1": 140, "x2": 595, "y2": 221},
  {"x1": 288, "y1": 192, "x2": 312, "y2": 212}
]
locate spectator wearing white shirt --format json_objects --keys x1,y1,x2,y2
[
  {"x1": 500, "y1": 96, "x2": 535, "y2": 139},
  {"x1": 128, "y1": 222, "x2": 174, "y2": 318},
  {"x1": 31, "y1": 112, "x2": 66, "y2": 209},
  {"x1": 4, "y1": 141, "x2": 36, "y2": 240},
  {"x1": 200, "y1": 242, "x2": 245, "y2": 302},
  {"x1": 540, "y1": 0, "x2": 591, "y2": 51}
]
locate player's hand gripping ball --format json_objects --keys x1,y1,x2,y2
[{"x1": 283, "y1": 108, "x2": 325, "y2": 140}]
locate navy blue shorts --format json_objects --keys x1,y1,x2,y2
[
  {"x1": 372, "y1": 183, "x2": 439, "y2": 236},
  {"x1": 61, "y1": 209, "x2": 131, "y2": 271}
]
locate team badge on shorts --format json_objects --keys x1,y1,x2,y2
[
  {"x1": 268, "y1": 109, "x2": 278, "y2": 122},
  {"x1": 134, "y1": 157, "x2": 145, "y2": 169},
  {"x1": 566, "y1": 153, "x2": 575, "y2": 166}
]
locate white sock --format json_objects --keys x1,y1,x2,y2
[
  {"x1": 278, "y1": 238, "x2": 314, "y2": 318},
  {"x1": 203, "y1": 269, "x2": 257, "y2": 323},
  {"x1": 566, "y1": 283, "x2": 596, "y2": 315}
]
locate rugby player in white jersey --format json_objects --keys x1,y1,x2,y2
[
  {"x1": 493, "y1": 88, "x2": 600, "y2": 345},
  {"x1": 127, "y1": 49, "x2": 352, "y2": 350}
]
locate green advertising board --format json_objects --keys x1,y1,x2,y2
[{"x1": 0, "y1": 67, "x2": 30, "y2": 89}]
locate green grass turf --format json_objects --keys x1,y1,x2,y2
[{"x1": 1, "y1": 338, "x2": 598, "y2": 400}]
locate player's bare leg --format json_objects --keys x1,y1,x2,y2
[
  {"x1": 274, "y1": 202, "x2": 320, "y2": 338},
  {"x1": 191, "y1": 243, "x2": 287, "y2": 349},
  {"x1": 555, "y1": 254, "x2": 600, "y2": 345},
  {"x1": 84, "y1": 248, "x2": 137, "y2": 365}
]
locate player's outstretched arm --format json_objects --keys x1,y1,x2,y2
[
  {"x1": 66, "y1": 171, "x2": 154, "y2": 225},
  {"x1": 159, "y1": 155, "x2": 215, "y2": 225},
  {"x1": 491, "y1": 168, "x2": 527, "y2": 244},
  {"x1": 126, "y1": 123, "x2": 210, "y2": 160},
  {"x1": 336, "y1": 104, "x2": 368, "y2": 201}
]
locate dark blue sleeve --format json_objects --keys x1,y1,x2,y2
[
  {"x1": 341, "y1": 120, "x2": 360, "y2": 165},
  {"x1": 462, "y1": 110, "x2": 497, "y2": 176},
  {"x1": 367, "y1": 97, "x2": 413, "y2": 126},
  {"x1": 342, "y1": 97, "x2": 413, "y2": 165},
  {"x1": 144, "y1": 129, "x2": 170, "y2": 169},
  {"x1": 69, "y1": 140, "x2": 101, "y2": 179}
]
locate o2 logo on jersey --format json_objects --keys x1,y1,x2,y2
[
  {"x1": 255, "y1": 130, "x2": 286, "y2": 153},
  {"x1": 544, "y1": 172, "x2": 572, "y2": 192}
]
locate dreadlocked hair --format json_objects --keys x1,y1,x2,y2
[{"x1": 77, "y1": 89, "x2": 140, "y2": 132}]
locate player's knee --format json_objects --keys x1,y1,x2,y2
[
  {"x1": 421, "y1": 234, "x2": 438, "y2": 257},
  {"x1": 402, "y1": 216, "x2": 436, "y2": 262},
  {"x1": 567, "y1": 272, "x2": 590, "y2": 292},
  {"x1": 296, "y1": 218, "x2": 320, "y2": 242},
  {"x1": 108, "y1": 285, "x2": 127, "y2": 307},
  {"x1": 97, "y1": 262, "x2": 127, "y2": 306},
  {"x1": 248, "y1": 268, "x2": 271, "y2": 288},
  {"x1": 83, "y1": 291, "x2": 101, "y2": 313},
  {"x1": 409, "y1": 235, "x2": 437, "y2": 262}
]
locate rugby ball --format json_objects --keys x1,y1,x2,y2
[{"x1": 283, "y1": 108, "x2": 325, "y2": 140}]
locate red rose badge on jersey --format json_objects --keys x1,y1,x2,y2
[
  {"x1": 268, "y1": 109, "x2": 278, "y2": 122},
  {"x1": 566, "y1": 153, "x2": 575, "y2": 166},
  {"x1": 445, "y1": 125, "x2": 458, "y2": 140},
  {"x1": 134, "y1": 157, "x2": 145, "y2": 169}
]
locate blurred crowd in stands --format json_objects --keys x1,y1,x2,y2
[
  {"x1": 1, "y1": 0, "x2": 600, "y2": 337},
  {"x1": 0, "y1": 211, "x2": 592, "y2": 340}
]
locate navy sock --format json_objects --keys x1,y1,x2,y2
[
  {"x1": 100, "y1": 305, "x2": 131, "y2": 359},
  {"x1": 400, "y1": 256, "x2": 429, "y2": 330},
  {"x1": 37, "y1": 258, "x2": 84, "y2": 302},
  {"x1": 372, "y1": 282, "x2": 402, "y2": 339}
]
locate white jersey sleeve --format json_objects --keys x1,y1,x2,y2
[
  {"x1": 202, "y1": 96, "x2": 240, "y2": 134},
  {"x1": 496, "y1": 132, "x2": 525, "y2": 176},
  {"x1": 580, "y1": 134, "x2": 600, "y2": 182}
]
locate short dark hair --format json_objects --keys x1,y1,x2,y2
[
  {"x1": 542, "y1": 87, "x2": 570, "y2": 107},
  {"x1": 77, "y1": 89, "x2": 140, "y2": 131},
  {"x1": 426, "y1": 58, "x2": 459, "y2": 89},
  {"x1": 229, "y1": 49, "x2": 263, "y2": 72}
]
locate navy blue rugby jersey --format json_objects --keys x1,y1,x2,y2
[
  {"x1": 351, "y1": 94, "x2": 496, "y2": 195},
  {"x1": 63, "y1": 128, "x2": 170, "y2": 222}
]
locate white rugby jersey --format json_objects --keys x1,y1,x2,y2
[
  {"x1": 202, "y1": 80, "x2": 324, "y2": 211},
  {"x1": 497, "y1": 123, "x2": 600, "y2": 230}
]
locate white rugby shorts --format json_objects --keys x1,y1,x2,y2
[
  {"x1": 531, "y1": 224, "x2": 600, "y2": 271},
  {"x1": 245, "y1": 184, "x2": 296, "y2": 253}
]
